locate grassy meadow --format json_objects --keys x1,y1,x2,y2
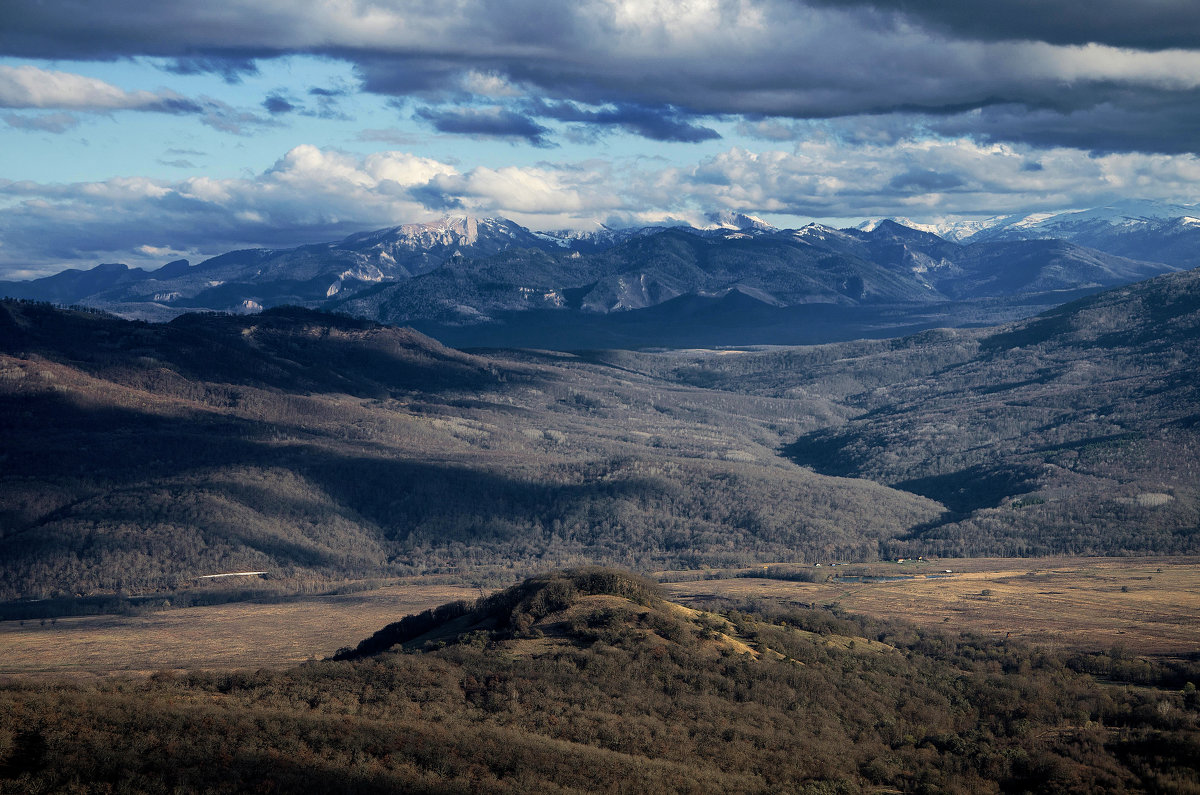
[
  {"x1": 663, "y1": 556, "x2": 1200, "y2": 656},
  {"x1": 2, "y1": 557, "x2": 1195, "y2": 679},
  {"x1": 0, "y1": 583, "x2": 478, "y2": 678}
]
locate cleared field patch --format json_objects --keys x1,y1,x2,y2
[
  {"x1": 0, "y1": 582, "x2": 477, "y2": 678},
  {"x1": 662, "y1": 556, "x2": 1200, "y2": 656}
]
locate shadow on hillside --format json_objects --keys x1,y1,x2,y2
[
  {"x1": 0, "y1": 392, "x2": 667, "y2": 581},
  {"x1": 782, "y1": 430, "x2": 1040, "y2": 515},
  {"x1": 779, "y1": 432, "x2": 860, "y2": 479},
  {"x1": 1, "y1": 301, "x2": 518, "y2": 399},
  {"x1": 893, "y1": 464, "x2": 1042, "y2": 516}
]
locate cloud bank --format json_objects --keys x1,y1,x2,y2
[
  {"x1": 3, "y1": 2, "x2": 1200, "y2": 274},
  {"x1": 5, "y1": 139, "x2": 1200, "y2": 277},
  {"x1": 2, "y1": 0, "x2": 1200, "y2": 152}
]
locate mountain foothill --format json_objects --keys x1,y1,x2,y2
[{"x1": 2, "y1": 251, "x2": 1199, "y2": 604}]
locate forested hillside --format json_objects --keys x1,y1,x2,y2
[
  {"x1": 3, "y1": 264, "x2": 1199, "y2": 607},
  {"x1": 547, "y1": 268, "x2": 1200, "y2": 557},
  {"x1": 781, "y1": 268, "x2": 1200, "y2": 555},
  {"x1": 0, "y1": 301, "x2": 938, "y2": 602}
]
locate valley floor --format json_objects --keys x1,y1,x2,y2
[
  {"x1": 0, "y1": 583, "x2": 479, "y2": 678},
  {"x1": 2, "y1": 556, "x2": 1196, "y2": 679},
  {"x1": 663, "y1": 555, "x2": 1200, "y2": 657}
]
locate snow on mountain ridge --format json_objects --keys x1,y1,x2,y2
[
  {"x1": 794, "y1": 223, "x2": 857, "y2": 243},
  {"x1": 340, "y1": 215, "x2": 515, "y2": 249},
  {"x1": 946, "y1": 200, "x2": 1200, "y2": 242},
  {"x1": 703, "y1": 210, "x2": 775, "y2": 232},
  {"x1": 856, "y1": 201, "x2": 1200, "y2": 244}
]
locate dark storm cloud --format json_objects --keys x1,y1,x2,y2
[
  {"x1": 415, "y1": 106, "x2": 552, "y2": 146},
  {"x1": 0, "y1": 0, "x2": 287, "y2": 68},
  {"x1": 408, "y1": 183, "x2": 466, "y2": 211},
  {"x1": 352, "y1": 56, "x2": 467, "y2": 98},
  {"x1": 530, "y1": 101, "x2": 721, "y2": 143},
  {"x1": 162, "y1": 55, "x2": 260, "y2": 83},
  {"x1": 932, "y1": 89, "x2": 1200, "y2": 155},
  {"x1": 887, "y1": 169, "x2": 965, "y2": 193},
  {"x1": 804, "y1": 0, "x2": 1200, "y2": 50},
  {"x1": 263, "y1": 92, "x2": 297, "y2": 115},
  {"x1": 3, "y1": 0, "x2": 1200, "y2": 154}
]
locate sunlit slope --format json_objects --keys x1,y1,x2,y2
[{"x1": 782, "y1": 268, "x2": 1200, "y2": 554}]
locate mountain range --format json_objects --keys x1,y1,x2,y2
[
  {"x1": 869, "y1": 198, "x2": 1200, "y2": 257},
  {"x1": 2, "y1": 202, "x2": 1192, "y2": 348}
]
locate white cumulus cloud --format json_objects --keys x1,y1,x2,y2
[
  {"x1": 5, "y1": 140, "x2": 1200, "y2": 278},
  {"x1": 0, "y1": 64, "x2": 197, "y2": 112}
]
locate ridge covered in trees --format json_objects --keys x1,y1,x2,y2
[
  {"x1": 3, "y1": 569, "x2": 1198, "y2": 793},
  {"x1": 2, "y1": 265, "x2": 1199, "y2": 609}
]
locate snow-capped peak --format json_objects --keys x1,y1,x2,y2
[
  {"x1": 340, "y1": 215, "x2": 532, "y2": 249},
  {"x1": 794, "y1": 222, "x2": 856, "y2": 242},
  {"x1": 703, "y1": 211, "x2": 776, "y2": 232},
  {"x1": 856, "y1": 218, "x2": 962, "y2": 240},
  {"x1": 933, "y1": 199, "x2": 1200, "y2": 243}
]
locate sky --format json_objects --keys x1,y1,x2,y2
[{"x1": 4, "y1": 0, "x2": 1200, "y2": 278}]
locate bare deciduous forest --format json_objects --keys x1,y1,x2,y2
[
  {"x1": 2, "y1": 569, "x2": 1198, "y2": 793},
  {"x1": 1, "y1": 300, "x2": 942, "y2": 605},
  {"x1": 4, "y1": 270, "x2": 1199, "y2": 610}
]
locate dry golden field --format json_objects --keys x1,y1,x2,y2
[
  {"x1": 1, "y1": 557, "x2": 1196, "y2": 679},
  {"x1": 663, "y1": 556, "x2": 1200, "y2": 656},
  {"x1": 0, "y1": 583, "x2": 478, "y2": 679}
]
